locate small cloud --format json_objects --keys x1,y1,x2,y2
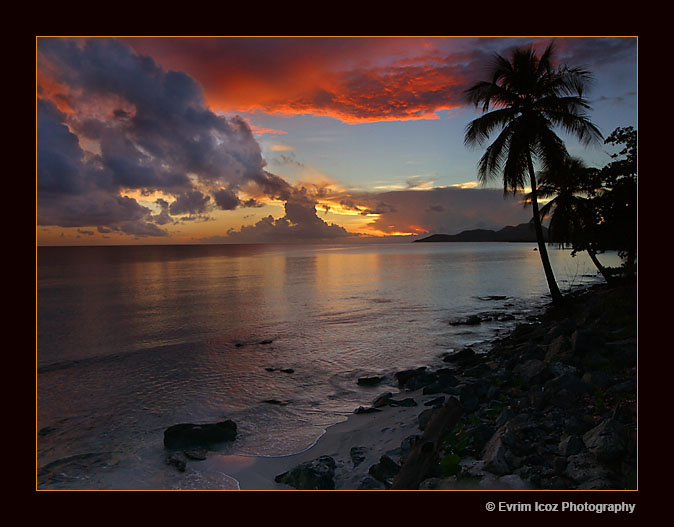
[{"x1": 451, "y1": 181, "x2": 480, "y2": 189}]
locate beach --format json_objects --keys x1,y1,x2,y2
[{"x1": 167, "y1": 281, "x2": 637, "y2": 491}]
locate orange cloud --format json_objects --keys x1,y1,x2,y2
[{"x1": 123, "y1": 37, "x2": 473, "y2": 123}]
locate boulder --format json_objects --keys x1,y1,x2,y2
[
  {"x1": 583, "y1": 418, "x2": 627, "y2": 463},
  {"x1": 481, "y1": 415, "x2": 530, "y2": 476},
  {"x1": 357, "y1": 375, "x2": 383, "y2": 386},
  {"x1": 387, "y1": 397, "x2": 418, "y2": 407},
  {"x1": 354, "y1": 406, "x2": 381, "y2": 414},
  {"x1": 275, "y1": 456, "x2": 337, "y2": 490},
  {"x1": 394, "y1": 367, "x2": 428, "y2": 388},
  {"x1": 565, "y1": 452, "x2": 613, "y2": 484},
  {"x1": 372, "y1": 392, "x2": 394, "y2": 408},
  {"x1": 368, "y1": 455, "x2": 401, "y2": 486},
  {"x1": 442, "y1": 348, "x2": 477, "y2": 366},
  {"x1": 558, "y1": 434, "x2": 584, "y2": 457},
  {"x1": 399, "y1": 434, "x2": 422, "y2": 463},
  {"x1": 513, "y1": 359, "x2": 551, "y2": 387},
  {"x1": 417, "y1": 408, "x2": 436, "y2": 431},
  {"x1": 544, "y1": 335, "x2": 573, "y2": 364},
  {"x1": 165, "y1": 451, "x2": 187, "y2": 472},
  {"x1": 184, "y1": 448, "x2": 208, "y2": 461},
  {"x1": 350, "y1": 446, "x2": 368, "y2": 467},
  {"x1": 163, "y1": 420, "x2": 237, "y2": 450},
  {"x1": 357, "y1": 476, "x2": 385, "y2": 489}
]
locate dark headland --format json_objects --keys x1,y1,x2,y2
[{"x1": 414, "y1": 222, "x2": 547, "y2": 243}]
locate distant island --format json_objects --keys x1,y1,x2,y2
[{"x1": 414, "y1": 222, "x2": 548, "y2": 243}]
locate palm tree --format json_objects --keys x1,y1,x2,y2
[
  {"x1": 464, "y1": 43, "x2": 602, "y2": 305},
  {"x1": 526, "y1": 156, "x2": 615, "y2": 284}
]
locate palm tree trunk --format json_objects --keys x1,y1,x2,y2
[
  {"x1": 527, "y1": 152, "x2": 564, "y2": 306},
  {"x1": 587, "y1": 248, "x2": 615, "y2": 285}
]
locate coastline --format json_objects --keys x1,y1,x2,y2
[{"x1": 206, "y1": 281, "x2": 636, "y2": 490}]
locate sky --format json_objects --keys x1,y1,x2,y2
[{"x1": 36, "y1": 36, "x2": 637, "y2": 245}]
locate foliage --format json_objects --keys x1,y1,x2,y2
[
  {"x1": 527, "y1": 126, "x2": 637, "y2": 279},
  {"x1": 439, "y1": 419, "x2": 475, "y2": 477},
  {"x1": 463, "y1": 43, "x2": 602, "y2": 305}
]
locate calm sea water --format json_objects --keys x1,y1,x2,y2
[{"x1": 36, "y1": 242, "x2": 619, "y2": 489}]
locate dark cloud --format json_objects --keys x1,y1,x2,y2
[
  {"x1": 169, "y1": 190, "x2": 211, "y2": 215},
  {"x1": 226, "y1": 194, "x2": 351, "y2": 243},
  {"x1": 36, "y1": 37, "x2": 274, "y2": 237},
  {"x1": 212, "y1": 188, "x2": 241, "y2": 210}
]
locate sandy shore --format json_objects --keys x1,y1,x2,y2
[{"x1": 202, "y1": 393, "x2": 424, "y2": 490}]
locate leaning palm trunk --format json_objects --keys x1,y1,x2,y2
[
  {"x1": 527, "y1": 153, "x2": 563, "y2": 305},
  {"x1": 587, "y1": 248, "x2": 615, "y2": 284}
]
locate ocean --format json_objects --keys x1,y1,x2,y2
[{"x1": 36, "y1": 242, "x2": 620, "y2": 489}]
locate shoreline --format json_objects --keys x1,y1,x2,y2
[{"x1": 206, "y1": 281, "x2": 636, "y2": 490}]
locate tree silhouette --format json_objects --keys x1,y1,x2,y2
[
  {"x1": 526, "y1": 156, "x2": 614, "y2": 283},
  {"x1": 464, "y1": 43, "x2": 602, "y2": 305}
]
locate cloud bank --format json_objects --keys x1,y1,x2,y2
[{"x1": 37, "y1": 37, "x2": 323, "y2": 238}]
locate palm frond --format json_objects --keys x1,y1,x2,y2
[{"x1": 464, "y1": 108, "x2": 517, "y2": 147}]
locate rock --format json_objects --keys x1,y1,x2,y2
[
  {"x1": 357, "y1": 375, "x2": 383, "y2": 386},
  {"x1": 583, "y1": 418, "x2": 627, "y2": 463},
  {"x1": 163, "y1": 420, "x2": 237, "y2": 449},
  {"x1": 565, "y1": 452, "x2": 613, "y2": 484},
  {"x1": 387, "y1": 397, "x2": 417, "y2": 407},
  {"x1": 442, "y1": 347, "x2": 478, "y2": 366},
  {"x1": 544, "y1": 335, "x2": 573, "y2": 363},
  {"x1": 513, "y1": 359, "x2": 551, "y2": 386},
  {"x1": 571, "y1": 329, "x2": 603, "y2": 355},
  {"x1": 165, "y1": 451, "x2": 187, "y2": 472},
  {"x1": 481, "y1": 428, "x2": 511, "y2": 476},
  {"x1": 543, "y1": 374, "x2": 591, "y2": 407},
  {"x1": 354, "y1": 406, "x2": 381, "y2": 414},
  {"x1": 281, "y1": 368, "x2": 294, "y2": 374},
  {"x1": 399, "y1": 434, "x2": 422, "y2": 463},
  {"x1": 548, "y1": 362, "x2": 577, "y2": 377},
  {"x1": 368, "y1": 455, "x2": 400, "y2": 486},
  {"x1": 350, "y1": 447, "x2": 368, "y2": 467},
  {"x1": 422, "y1": 372, "x2": 458, "y2": 395},
  {"x1": 479, "y1": 295, "x2": 509, "y2": 301},
  {"x1": 449, "y1": 315, "x2": 481, "y2": 326},
  {"x1": 394, "y1": 367, "x2": 427, "y2": 388},
  {"x1": 262, "y1": 399, "x2": 290, "y2": 406},
  {"x1": 424, "y1": 396, "x2": 445, "y2": 407},
  {"x1": 417, "y1": 408, "x2": 435, "y2": 431},
  {"x1": 259, "y1": 339, "x2": 274, "y2": 345},
  {"x1": 481, "y1": 415, "x2": 530, "y2": 476},
  {"x1": 275, "y1": 456, "x2": 336, "y2": 490},
  {"x1": 372, "y1": 392, "x2": 394, "y2": 408},
  {"x1": 564, "y1": 415, "x2": 595, "y2": 436},
  {"x1": 582, "y1": 371, "x2": 613, "y2": 390},
  {"x1": 456, "y1": 382, "x2": 484, "y2": 413},
  {"x1": 466, "y1": 424, "x2": 495, "y2": 456},
  {"x1": 357, "y1": 476, "x2": 385, "y2": 489},
  {"x1": 184, "y1": 448, "x2": 208, "y2": 461},
  {"x1": 558, "y1": 435, "x2": 584, "y2": 457},
  {"x1": 38, "y1": 426, "x2": 57, "y2": 437}
]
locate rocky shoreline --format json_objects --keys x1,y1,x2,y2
[
  {"x1": 267, "y1": 281, "x2": 637, "y2": 490},
  {"x1": 158, "y1": 281, "x2": 636, "y2": 490}
]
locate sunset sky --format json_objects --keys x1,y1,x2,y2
[{"x1": 36, "y1": 36, "x2": 637, "y2": 245}]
